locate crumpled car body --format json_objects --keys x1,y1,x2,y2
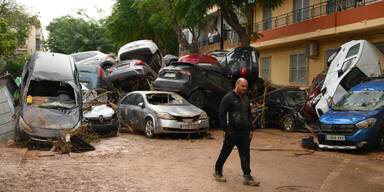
[
  {"x1": 265, "y1": 87, "x2": 307, "y2": 132},
  {"x1": 315, "y1": 40, "x2": 384, "y2": 117},
  {"x1": 117, "y1": 91, "x2": 209, "y2": 137},
  {"x1": 154, "y1": 60, "x2": 232, "y2": 119},
  {"x1": 16, "y1": 52, "x2": 82, "y2": 142},
  {"x1": 71, "y1": 51, "x2": 115, "y2": 90}
]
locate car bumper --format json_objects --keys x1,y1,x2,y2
[
  {"x1": 153, "y1": 78, "x2": 191, "y2": 96},
  {"x1": 108, "y1": 69, "x2": 146, "y2": 82},
  {"x1": 317, "y1": 127, "x2": 379, "y2": 150},
  {"x1": 86, "y1": 118, "x2": 119, "y2": 134},
  {"x1": 21, "y1": 125, "x2": 79, "y2": 142},
  {"x1": 156, "y1": 118, "x2": 209, "y2": 134}
]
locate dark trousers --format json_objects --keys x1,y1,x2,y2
[{"x1": 215, "y1": 132, "x2": 251, "y2": 175}]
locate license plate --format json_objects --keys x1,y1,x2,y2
[
  {"x1": 326, "y1": 135, "x2": 345, "y2": 141},
  {"x1": 164, "y1": 73, "x2": 176, "y2": 78},
  {"x1": 181, "y1": 123, "x2": 198, "y2": 129}
]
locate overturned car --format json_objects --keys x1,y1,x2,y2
[
  {"x1": 107, "y1": 40, "x2": 164, "y2": 93},
  {"x1": 15, "y1": 52, "x2": 82, "y2": 142}
]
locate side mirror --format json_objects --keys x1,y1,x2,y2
[
  {"x1": 138, "y1": 102, "x2": 144, "y2": 108},
  {"x1": 337, "y1": 69, "x2": 343, "y2": 77}
]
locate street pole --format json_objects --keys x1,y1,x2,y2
[{"x1": 220, "y1": 9, "x2": 224, "y2": 50}]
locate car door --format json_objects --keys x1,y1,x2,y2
[
  {"x1": 131, "y1": 94, "x2": 146, "y2": 130},
  {"x1": 118, "y1": 93, "x2": 136, "y2": 125}
]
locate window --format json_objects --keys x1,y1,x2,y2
[
  {"x1": 346, "y1": 43, "x2": 360, "y2": 58},
  {"x1": 263, "y1": 6, "x2": 272, "y2": 30},
  {"x1": 260, "y1": 57, "x2": 271, "y2": 81},
  {"x1": 289, "y1": 53, "x2": 307, "y2": 84},
  {"x1": 134, "y1": 95, "x2": 144, "y2": 106},
  {"x1": 374, "y1": 42, "x2": 384, "y2": 54},
  {"x1": 325, "y1": 48, "x2": 340, "y2": 67},
  {"x1": 293, "y1": 0, "x2": 309, "y2": 23},
  {"x1": 122, "y1": 94, "x2": 137, "y2": 105}
]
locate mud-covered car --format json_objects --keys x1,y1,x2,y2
[
  {"x1": 154, "y1": 54, "x2": 232, "y2": 118},
  {"x1": 220, "y1": 46, "x2": 259, "y2": 89},
  {"x1": 117, "y1": 91, "x2": 209, "y2": 138},
  {"x1": 265, "y1": 87, "x2": 307, "y2": 132},
  {"x1": 71, "y1": 51, "x2": 115, "y2": 90},
  {"x1": 15, "y1": 52, "x2": 82, "y2": 142},
  {"x1": 107, "y1": 40, "x2": 164, "y2": 92}
]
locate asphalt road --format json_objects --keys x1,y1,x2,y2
[{"x1": 1, "y1": 129, "x2": 383, "y2": 192}]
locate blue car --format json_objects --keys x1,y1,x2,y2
[{"x1": 317, "y1": 79, "x2": 384, "y2": 150}]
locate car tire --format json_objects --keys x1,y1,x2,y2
[
  {"x1": 188, "y1": 90, "x2": 207, "y2": 109},
  {"x1": 281, "y1": 114, "x2": 295, "y2": 132},
  {"x1": 144, "y1": 118, "x2": 155, "y2": 138},
  {"x1": 378, "y1": 129, "x2": 384, "y2": 150}
]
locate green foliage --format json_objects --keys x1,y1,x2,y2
[
  {"x1": 0, "y1": 53, "x2": 29, "y2": 76},
  {"x1": 46, "y1": 16, "x2": 114, "y2": 54},
  {"x1": 0, "y1": 18, "x2": 17, "y2": 56},
  {"x1": 105, "y1": 0, "x2": 179, "y2": 54}
]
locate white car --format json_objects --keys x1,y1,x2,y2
[{"x1": 315, "y1": 40, "x2": 384, "y2": 116}]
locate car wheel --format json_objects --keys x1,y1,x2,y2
[
  {"x1": 188, "y1": 90, "x2": 207, "y2": 108},
  {"x1": 378, "y1": 129, "x2": 384, "y2": 150},
  {"x1": 144, "y1": 118, "x2": 155, "y2": 138},
  {"x1": 281, "y1": 115, "x2": 295, "y2": 132}
]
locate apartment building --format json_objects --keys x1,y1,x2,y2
[
  {"x1": 199, "y1": 0, "x2": 384, "y2": 88},
  {"x1": 16, "y1": 25, "x2": 44, "y2": 54}
]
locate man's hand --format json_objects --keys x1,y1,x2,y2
[{"x1": 249, "y1": 131, "x2": 253, "y2": 140}]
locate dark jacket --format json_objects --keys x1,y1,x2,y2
[{"x1": 218, "y1": 91, "x2": 252, "y2": 133}]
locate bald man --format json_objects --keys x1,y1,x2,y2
[{"x1": 213, "y1": 78, "x2": 259, "y2": 186}]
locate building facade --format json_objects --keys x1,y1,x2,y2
[
  {"x1": 199, "y1": 0, "x2": 384, "y2": 88},
  {"x1": 16, "y1": 25, "x2": 44, "y2": 54}
]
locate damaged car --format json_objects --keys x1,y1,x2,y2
[
  {"x1": 15, "y1": 52, "x2": 82, "y2": 142},
  {"x1": 154, "y1": 54, "x2": 232, "y2": 121},
  {"x1": 117, "y1": 91, "x2": 209, "y2": 138},
  {"x1": 82, "y1": 89, "x2": 119, "y2": 136},
  {"x1": 315, "y1": 40, "x2": 384, "y2": 117},
  {"x1": 107, "y1": 40, "x2": 164, "y2": 93},
  {"x1": 71, "y1": 51, "x2": 115, "y2": 90},
  {"x1": 317, "y1": 79, "x2": 384, "y2": 150},
  {"x1": 265, "y1": 86, "x2": 307, "y2": 132}
]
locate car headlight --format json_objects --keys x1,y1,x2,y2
[
  {"x1": 199, "y1": 112, "x2": 208, "y2": 120},
  {"x1": 157, "y1": 112, "x2": 175, "y2": 120},
  {"x1": 355, "y1": 118, "x2": 376, "y2": 129},
  {"x1": 19, "y1": 116, "x2": 33, "y2": 133}
]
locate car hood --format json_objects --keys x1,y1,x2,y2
[
  {"x1": 320, "y1": 110, "x2": 380, "y2": 124},
  {"x1": 22, "y1": 105, "x2": 80, "y2": 129},
  {"x1": 150, "y1": 104, "x2": 203, "y2": 117}
]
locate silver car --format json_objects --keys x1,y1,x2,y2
[{"x1": 117, "y1": 91, "x2": 209, "y2": 137}]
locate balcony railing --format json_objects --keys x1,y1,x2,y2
[{"x1": 254, "y1": 0, "x2": 380, "y2": 32}]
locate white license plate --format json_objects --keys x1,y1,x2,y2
[
  {"x1": 326, "y1": 135, "x2": 345, "y2": 141},
  {"x1": 181, "y1": 123, "x2": 198, "y2": 129},
  {"x1": 164, "y1": 73, "x2": 176, "y2": 78}
]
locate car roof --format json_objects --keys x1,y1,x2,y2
[
  {"x1": 351, "y1": 79, "x2": 384, "y2": 92},
  {"x1": 30, "y1": 52, "x2": 75, "y2": 81},
  {"x1": 178, "y1": 54, "x2": 219, "y2": 65},
  {"x1": 128, "y1": 90, "x2": 178, "y2": 96}
]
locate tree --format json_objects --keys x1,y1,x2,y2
[
  {"x1": 46, "y1": 16, "x2": 114, "y2": 54},
  {"x1": 105, "y1": 0, "x2": 179, "y2": 54},
  {"x1": 188, "y1": 0, "x2": 282, "y2": 47}
]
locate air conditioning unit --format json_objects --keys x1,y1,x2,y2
[{"x1": 306, "y1": 43, "x2": 319, "y2": 58}]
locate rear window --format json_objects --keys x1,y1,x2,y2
[{"x1": 73, "y1": 52, "x2": 97, "y2": 62}]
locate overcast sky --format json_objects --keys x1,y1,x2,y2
[{"x1": 16, "y1": 0, "x2": 115, "y2": 36}]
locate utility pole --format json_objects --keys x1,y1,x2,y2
[{"x1": 220, "y1": 9, "x2": 224, "y2": 50}]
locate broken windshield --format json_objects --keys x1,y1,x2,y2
[
  {"x1": 146, "y1": 93, "x2": 188, "y2": 105},
  {"x1": 286, "y1": 90, "x2": 307, "y2": 106},
  {"x1": 333, "y1": 91, "x2": 384, "y2": 111},
  {"x1": 26, "y1": 80, "x2": 77, "y2": 109}
]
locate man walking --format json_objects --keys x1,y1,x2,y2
[{"x1": 213, "y1": 78, "x2": 259, "y2": 186}]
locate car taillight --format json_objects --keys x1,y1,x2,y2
[
  {"x1": 134, "y1": 60, "x2": 145, "y2": 65},
  {"x1": 240, "y1": 67, "x2": 247, "y2": 78},
  {"x1": 97, "y1": 65, "x2": 103, "y2": 79}
]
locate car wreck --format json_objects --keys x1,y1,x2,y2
[
  {"x1": 15, "y1": 52, "x2": 82, "y2": 142},
  {"x1": 315, "y1": 40, "x2": 384, "y2": 117},
  {"x1": 117, "y1": 91, "x2": 209, "y2": 138},
  {"x1": 0, "y1": 74, "x2": 18, "y2": 142},
  {"x1": 107, "y1": 40, "x2": 164, "y2": 93}
]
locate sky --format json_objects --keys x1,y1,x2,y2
[{"x1": 16, "y1": 0, "x2": 115, "y2": 36}]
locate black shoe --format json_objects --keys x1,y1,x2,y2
[
  {"x1": 243, "y1": 175, "x2": 260, "y2": 186},
  {"x1": 213, "y1": 171, "x2": 227, "y2": 182}
]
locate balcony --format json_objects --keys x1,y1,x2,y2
[{"x1": 254, "y1": 0, "x2": 380, "y2": 32}]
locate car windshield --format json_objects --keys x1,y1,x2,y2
[
  {"x1": 146, "y1": 93, "x2": 189, "y2": 105},
  {"x1": 333, "y1": 91, "x2": 384, "y2": 111},
  {"x1": 286, "y1": 90, "x2": 307, "y2": 106}
]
